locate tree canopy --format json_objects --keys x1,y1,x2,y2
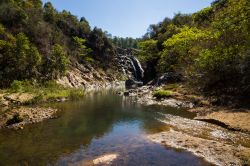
[
  {"x1": 138, "y1": 0, "x2": 250, "y2": 96},
  {"x1": 0, "y1": 0, "x2": 120, "y2": 87}
]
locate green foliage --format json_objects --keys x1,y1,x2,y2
[
  {"x1": 0, "y1": 0, "x2": 118, "y2": 87},
  {"x1": 88, "y1": 27, "x2": 114, "y2": 62},
  {"x1": 159, "y1": 26, "x2": 211, "y2": 73},
  {"x1": 141, "y1": 0, "x2": 250, "y2": 96},
  {"x1": 153, "y1": 89, "x2": 173, "y2": 99},
  {"x1": 0, "y1": 2, "x2": 28, "y2": 27},
  {"x1": 46, "y1": 44, "x2": 69, "y2": 79},
  {"x1": 112, "y1": 36, "x2": 139, "y2": 49},
  {"x1": 68, "y1": 89, "x2": 85, "y2": 100},
  {"x1": 73, "y1": 36, "x2": 93, "y2": 62},
  {"x1": 6, "y1": 113, "x2": 23, "y2": 126},
  {"x1": 0, "y1": 30, "x2": 41, "y2": 87},
  {"x1": 138, "y1": 39, "x2": 159, "y2": 82},
  {"x1": 8, "y1": 80, "x2": 84, "y2": 103},
  {"x1": 10, "y1": 80, "x2": 29, "y2": 92},
  {"x1": 138, "y1": 39, "x2": 159, "y2": 62},
  {"x1": 37, "y1": 81, "x2": 84, "y2": 102},
  {"x1": 193, "y1": 7, "x2": 213, "y2": 26}
]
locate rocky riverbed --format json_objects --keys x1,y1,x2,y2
[
  {"x1": 123, "y1": 85, "x2": 250, "y2": 166},
  {"x1": 124, "y1": 85, "x2": 250, "y2": 132}
]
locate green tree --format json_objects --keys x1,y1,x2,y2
[
  {"x1": 138, "y1": 39, "x2": 159, "y2": 82},
  {"x1": 46, "y1": 44, "x2": 69, "y2": 79},
  {"x1": 159, "y1": 26, "x2": 211, "y2": 73},
  {"x1": 0, "y1": 30, "x2": 41, "y2": 86},
  {"x1": 73, "y1": 36, "x2": 93, "y2": 62}
]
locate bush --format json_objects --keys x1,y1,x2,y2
[
  {"x1": 9, "y1": 80, "x2": 34, "y2": 92},
  {"x1": 69, "y1": 89, "x2": 84, "y2": 100},
  {"x1": 153, "y1": 90, "x2": 173, "y2": 99},
  {"x1": 10, "y1": 80, "x2": 24, "y2": 92},
  {"x1": 6, "y1": 113, "x2": 23, "y2": 126}
]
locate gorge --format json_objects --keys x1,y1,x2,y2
[{"x1": 0, "y1": 0, "x2": 250, "y2": 165}]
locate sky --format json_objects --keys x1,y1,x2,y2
[{"x1": 42, "y1": 0, "x2": 214, "y2": 38}]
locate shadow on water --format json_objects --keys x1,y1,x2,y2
[{"x1": 0, "y1": 90, "x2": 212, "y2": 166}]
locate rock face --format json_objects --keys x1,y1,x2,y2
[
  {"x1": 115, "y1": 48, "x2": 144, "y2": 80},
  {"x1": 57, "y1": 62, "x2": 123, "y2": 90},
  {"x1": 57, "y1": 48, "x2": 145, "y2": 90},
  {"x1": 148, "y1": 72, "x2": 182, "y2": 86}
]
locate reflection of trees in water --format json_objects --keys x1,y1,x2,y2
[
  {"x1": 0, "y1": 90, "x2": 168, "y2": 166},
  {"x1": 121, "y1": 96, "x2": 140, "y2": 109}
]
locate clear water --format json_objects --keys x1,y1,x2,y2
[{"x1": 0, "y1": 90, "x2": 212, "y2": 166}]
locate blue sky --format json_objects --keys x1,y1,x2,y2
[{"x1": 42, "y1": 0, "x2": 214, "y2": 38}]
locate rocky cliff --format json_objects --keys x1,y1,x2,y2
[{"x1": 57, "y1": 48, "x2": 144, "y2": 90}]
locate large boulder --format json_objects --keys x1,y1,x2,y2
[
  {"x1": 125, "y1": 79, "x2": 143, "y2": 89},
  {"x1": 148, "y1": 72, "x2": 182, "y2": 86}
]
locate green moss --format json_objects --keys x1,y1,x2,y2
[{"x1": 153, "y1": 89, "x2": 173, "y2": 99}]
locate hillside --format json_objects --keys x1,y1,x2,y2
[
  {"x1": 0, "y1": 0, "x2": 129, "y2": 88},
  {"x1": 137, "y1": 0, "x2": 250, "y2": 99}
]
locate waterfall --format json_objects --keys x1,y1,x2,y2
[
  {"x1": 115, "y1": 48, "x2": 144, "y2": 83},
  {"x1": 130, "y1": 56, "x2": 144, "y2": 81}
]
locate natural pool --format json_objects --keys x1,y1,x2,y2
[{"x1": 0, "y1": 90, "x2": 212, "y2": 166}]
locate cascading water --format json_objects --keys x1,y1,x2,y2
[
  {"x1": 115, "y1": 48, "x2": 145, "y2": 88},
  {"x1": 130, "y1": 56, "x2": 144, "y2": 81}
]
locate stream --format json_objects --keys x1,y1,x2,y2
[{"x1": 0, "y1": 90, "x2": 213, "y2": 166}]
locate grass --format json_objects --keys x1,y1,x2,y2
[
  {"x1": 153, "y1": 89, "x2": 173, "y2": 99},
  {"x1": 6, "y1": 80, "x2": 84, "y2": 104},
  {"x1": 162, "y1": 83, "x2": 180, "y2": 90}
]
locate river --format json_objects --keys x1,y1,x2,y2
[{"x1": 0, "y1": 90, "x2": 212, "y2": 166}]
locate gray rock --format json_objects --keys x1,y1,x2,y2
[
  {"x1": 125, "y1": 79, "x2": 143, "y2": 89},
  {"x1": 124, "y1": 91, "x2": 130, "y2": 96},
  {"x1": 148, "y1": 72, "x2": 182, "y2": 86}
]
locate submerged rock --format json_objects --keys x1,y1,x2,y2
[{"x1": 93, "y1": 154, "x2": 119, "y2": 165}]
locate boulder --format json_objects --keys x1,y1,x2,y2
[
  {"x1": 125, "y1": 79, "x2": 143, "y2": 89},
  {"x1": 123, "y1": 91, "x2": 130, "y2": 96},
  {"x1": 148, "y1": 72, "x2": 182, "y2": 86}
]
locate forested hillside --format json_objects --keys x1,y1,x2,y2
[
  {"x1": 0, "y1": 0, "x2": 117, "y2": 87},
  {"x1": 138, "y1": 0, "x2": 250, "y2": 97},
  {"x1": 0, "y1": 0, "x2": 249, "y2": 97},
  {"x1": 111, "y1": 36, "x2": 139, "y2": 49}
]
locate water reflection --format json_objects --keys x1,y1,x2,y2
[{"x1": 0, "y1": 89, "x2": 210, "y2": 166}]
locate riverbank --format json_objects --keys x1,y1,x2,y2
[
  {"x1": 124, "y1": 84, "x2": 250, "y2": 165},
  {"x1": 0, "y1": 80, "x2": 124, "y2": 130},
  {"x1": 0, "y1": 107, "x2": 57, "y2": 130},
  {"x1": 125, "y1": 84, "x2": 250, "y2": 133},
  {"x1": 0, "y1": 82, "x2": 82, "y2": 129}
]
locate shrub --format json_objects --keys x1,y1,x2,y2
[
  {"x1": 69, "y1": 89, "x2": 84, "y2": 100},
  {"x1": 10, "y1": 80, "x2": 24, "y2": 92},
  {"x1": 9, "y1": 80, "x2": 35, "y2": 93},
  {"x1": 153, "y1": 90, "x2": 173, "y2": 99}
]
